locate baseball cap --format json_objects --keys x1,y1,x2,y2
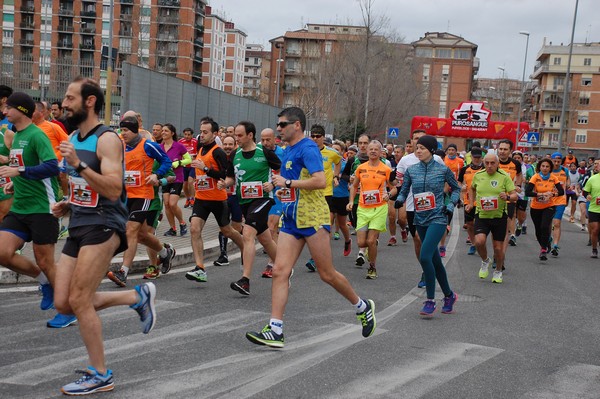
[
  {"x1": 551, "y1": 152, "x2": 562, "y2": 159},
  {"x1": 471, "y1": 148, "x2": 483, "y2": 157}
]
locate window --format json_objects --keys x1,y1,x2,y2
[
  {"x1": 549, "y1": 133, "x2": 559, "y2": 145},
  {"x1": 454, "y1": 49, "x2": 471, "y2": 59},
  {"x1": 553, "y1": 57, "x2": 561, "y2": 65},
  {"x1": 415, "y1": 48, "x2": 432, "y2": 58},
  {"x1": 577, "y1": 114, "x2": 588, "y2": 124},
  {"x1": 579, "y1": 95, "x2": 590, "y2": 105},
  {"x1": 442, "y1": 65, "x2": 449, "y2": 82},
  {"x1": 435, "y1": 48, "x2": 452, "y2": 58},
  {"x1": 582, "y1": 77, "x2": 592, "y2": 86},
  {"x1": 575, "y1": 130, "x2": 587, "y2": 143},
  {"x1": 422, "y1": 64, "x2": 430, "y2": 81},
  {"x1": 439, "y1": 102, "x2": 447, "y2": 118},
  {"x1": 325, "y1": 41, "x2": 332, "y2": 54},
  {"x1": 584, "y1": 58, "x2": 591, "y2": 66},
  {"x1": 553, "y1": 76, "x2": 564, "y2": 89}
]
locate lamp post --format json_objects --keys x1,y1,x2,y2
[
  {"x1": 516, "y1": 31, "x2": 530, "y2": 147},
  {"x1": 274, "y1": 42, "x2": 283, "y2": 107},
  {"x1": 558, "y1": 0, "x2": 579, "y2": 153},
  {"x1": 497, "y1": 66, "x2": 505, "y2": 120},
  {"x1": 104, "y1": 0, "x2": 114, "y2": 126}
]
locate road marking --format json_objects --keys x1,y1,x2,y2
[{"x1": 524, "y1": 363, "x2": 600, "y2": 399}]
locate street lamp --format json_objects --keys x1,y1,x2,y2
[
  {"x1": 516, "y1": 31, "x2": 530, "y2": 146},
  {"x1": 497, "y1": 66, "x2": 505, "y2": 120},
  {"x1": 274, "y1": 42, "x2": 283, "y2": 107}
]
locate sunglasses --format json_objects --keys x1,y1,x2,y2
[
  {"x1": 310, "y1": 134, "x2": 323, "y2": 138},
  {"x1": 276, "y1": 121, "x2": 295, "y2": 128}
]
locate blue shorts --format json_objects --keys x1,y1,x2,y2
[
  {"x1": 183, "y1": 167, "x2": 194, "y2": 181},
  {"x1": 227, "y1": 194, "x2": 242, "y2": 223},
  {"x1": 553, "y1": 204, "x2": 566, "y2": 220},
  {"x1": 268, "y1": 197, "x2": 282, "y2": 216},
  {"x1": 280, "y1": 217, "x2": 330, "y2": 240}
]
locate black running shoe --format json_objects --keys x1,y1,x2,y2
[
  {"x1": 356, "y1": 299, "x2": 376, "y2": 338},
  {"x1": 213, "y1": 254, "x2": 229, "y2": 266},
  {"x1": 246, "y1": 325, "x2": 284, "y2": 348},
  {"x1": 159, "y1": 243, "x2": 176, "y2": 274},
  {"x1": 107, "y1": 269, "x2": 127, "y2": 287},
  {"x1": 230, "y1": 278, "x2": 250, "y2": 295}
]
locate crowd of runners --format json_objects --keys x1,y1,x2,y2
[{"x1": 0, "y1": 78, "x2": 598, "y2": 396}]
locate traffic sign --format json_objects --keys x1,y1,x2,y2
[
  {"x1": 519, "y1": 132, "x2": 528, "y2": 143},
  {"x1": 387, "y1": 127, "x2": 399, "y2": 139},
  {"x1": 527, "y1": 132, "x2": 539, "y2": 144}
]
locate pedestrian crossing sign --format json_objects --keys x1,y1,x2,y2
[{"x1": 387, "y1": 127, "x2": 399, "y2": 139}]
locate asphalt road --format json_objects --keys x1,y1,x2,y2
[{"x1": 1, "y1": 211, "x2": 599, "y2": 399}]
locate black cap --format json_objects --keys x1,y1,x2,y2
[
  {"x1": 471, "y1": 148, "x2": 483, "y2": 157},
  {"x1": 417, "y1": 135, "x2": 439, "y2": 155},
  {"x1": 6, "y1": 92, "x2": 35, "y2": 118},
  {"x1": 446, "y1": 143, "x2": 457, "y2": 151},
  {"x1": 119, "y1": 116, "x2": 139, "y2": 133}
]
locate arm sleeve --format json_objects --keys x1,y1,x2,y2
[
  {"x1": 525, "y1": 182, "x2": 536, "y2": 197},
  {"x1": 226, "y1": 158, "x2": 235, "y2": 178},
  {"x1": 264, "y1": 148, "x2": 282, "y2": 171},
  {"x1": 555, "y1": 182, "x2": 564, "y2": 196},
  {"x1": 21, "y1": 159, "x2": 59, "y2": 180},
  {"x1": 457, "y1": 166, "x2": 467, "y2": 184},
  {"x1": 207, "y1": 148, "x2": 228, "y2": 180},
  {"x1": 341, "y1": 157, "x2": 354, "y2": 182},
  {"x1": 180, "y1": 151, "x2": 192, "y2": 167},
  {"x1": 397, "y1": 168, "x2": 412, "y2": 204},
  {"x1": 144, "y1": 141, "x2": 172, "y2": 176}
]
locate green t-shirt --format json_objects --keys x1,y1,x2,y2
[
  {"x1": 584, "y1": 174, "x2": 600, "y2": 214},
  {"x1": 0, "y1": 128, "x2": 12, "y2": 202},
  {"x1": 9, "y1": 123, "x2": 59, "y2": 214},
  {"x1": 471, "y1": 169, "x2": 515, "y2": 219},
  {"x1": 233, "y1": 146, "x2": 273, "y2": 205}
]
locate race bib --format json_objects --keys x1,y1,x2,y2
[
  {"x1": 596, "y1": 197, "x2": 600, "y2": 206},
  {"x1": 124, "y1": 170, "x2": 142, "y2": 187},
  {"x1": 0, "y1": 176, "x2": 10, "y2": 187},
  {"x1": 361, "y1": 189, "x2": 382, "y2": 205},
  {"x1": 9, "y1": 149, "x2": 24, "y2": 168},
  {"x1": 480, "y1": 196, "x2": 499, "y2": 211},
  {"x1": 279, "y1": 188, "x2": 297, "y2": 203},
  {"x1": 227, "y1": 182, "x2": 236, "y2": 195},
  {"x1": 69, "y1": 176, "x2": 99, "y2": 208},
  {"x1": 414, "y1": 191, "x2": 435, "y2": 212},
  {"x1": 195, "y1": 175, "x2": 214, "y2": 191},
  {"x1": 240, "y1": 181, "x2": 264, "y2": 199},
  {"x1": 537, "y1": 194, "x2": 550, "y2": 204}
]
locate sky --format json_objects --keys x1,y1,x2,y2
[{"x1": 215, "y1": 0, "x2": 597, "y2": 80}]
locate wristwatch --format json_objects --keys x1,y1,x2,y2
[
  {"x1": 203, "y1": 166, "x2": 209, "y2": 173},
  {"x1": 285, "y1": 179, "x2": 292, "y2": 188},
  {"x1": 75, "y1": 161, "x2": 88, "y2": 174}
]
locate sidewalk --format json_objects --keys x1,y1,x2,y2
[{"x1": 0, "y1": 197, "x2": 235, "y2": 284}]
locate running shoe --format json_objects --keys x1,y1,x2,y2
[
  {"x1": 185, "y1": 266, "x2": 207, "y2": 282},
  {"x1": 550, "y1": 245, "x2": 559, "y2": 257},
  {"x1": 107, "y1": 269, "x2": 127, "y2": 287},
  {"x1": 462, "y1": 223, "x2": 468, "y2": 230},
  {"x1": 189, "y1": 198, "x2": 195, "y2": 207},
  {"x1": 305, "y1": 258, "x2": 316, "y2": 272},
  {"x1": 588, "y1": 239, "x2": 592, "y2": 246},
  {"x1": 39, "y1": 283, "x2": 54, "y2": 310},
  {"x1": 184, "y1": 199, "x2": 191, "y2": 208},
  {"x1": 387, "y1": 237, "x2": 397, "y2": 246},
  {"x1": 179, "y1": 223, "x2": 188, "y2": 236},
  {"x1": 592, "y1": 249, "x2": 598, "y2": 259},
  {"x1": 515, "y1": 224, "x2": 522, "y2": 237},
  {"x1": 539, "y1": 248, "x2": 548, "y2": 261},
  {"x1": 401, "y1": 228, "x2": 408, "y2": 243},
  {"x1": 417, "y1": 276, "x2": 426, "y2": 289},
  {"x1": 246, "y1": 325, "x2": 284, "y2": 348},
  {"x1": 366, "y1": 267, "x2": 377, "y2": 279},
  {"x1": 130, "y1": 282, "x2": 157, "y2": 334},
  {"x1": 213, "y1": 254, "x2": 230, "y2": 266},
  {"x1": 356, "y1": 299, "x2": 376, "y2": 337},
  {"x1": 143, "y1": 266, "x2": 159, "y2": 280},
  {"x1": 570, "y1": 216, "x2": 575, "y2": 223},
  {"x1": 163, "y1": 228, "x2": 177, "y2": 237},
  {"x1": 230, "y1": 277, "x2": 250, "y2": 295},
  {"x1": 159, "y1": 243, "x2": 176, "y2": 274},
  {"x1": 355, "y1": 252, "x2": 366, "y2": 267},
  {"x1": 439, "y1": 246, "x2": 446, "y2": 258},
  {"x1": 521, "y1": 225, "x2": 527, "y2": 235},
  {"x1": 419, "y1": 300, "x2": 436, "y2": 317},
  {"x1": 509, "y1": 235, "x2": 517, "y2": 246},
  {"x1": 261, "y1": 265, "x2": 273, "y2": 278},
  {"x1": 479, "y1": 257, "x2": 491, "y2": 279},
  {"x1": 582, "y1": 224, "x2": 586, "y2": 232},
  {"x1": 492, "y1": 271, "x2": 503, "y2": 284},
  {"x1": 58, "y1": 225, "x2": 69, "y2": 240},
  {"x1": 61, "y1": 367, "x2": 114, "y2": 396},
  {"x1": 343, "y1": 239, "x2": 352, "y2": 256},
  {"x1": 441, "y1": 292, "x2": 458, "y2": 314},
  {"x1": 333, "y1": 232, "x2": 340, "y2": 240},
  {"x1": 467, "y1": 245, "x2": 476, "y2": 255},
  {"x1": 466, "y1": 237, "x2": 472, "y2": 244},
  {"x1": 47, "y1": 313, "x2": 77, "y2": 328}
]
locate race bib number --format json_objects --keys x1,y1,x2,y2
[
  {"x1": 69, "y1": 176, "x2": 99, "y2": 208},
  {"x1": 0, "y1": 176, "x2": 10, "y2": 187},
  {"x1": 195, "y1": 175, "x2": 214, "y2": 191},
  {"x1": 361, "y1": 189, "x2": 382, "y2": 205},
  {"x1": 240, "y1": 181, "x2": 264, "y2": 199},
  {"x1": 9, "y1": 149, "x2": 24, "y2": 168},
  {"x1": 124, "y1": 170, "x2": 142, "y2": 187},
  {"x1": 414, "y1": 191, "x2": 435, "y2": 212},
  {"x1": 480, "y1": 196, "x2": 499, "y2": 211},
  {"x1": 537, "y1": 194, "x2": 550, "y2": 204},
  {"x1": 596, "y1": 197, "x2": 600, "y2": 206},
  {"x1": 279, "y1": 188, "x2": 297, "y2": 203}
]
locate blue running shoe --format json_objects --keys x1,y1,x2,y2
[
  {"x1": 442, "y1": 292, "x2": 458, "y2": 314},
  {"x1": 61, "y1": 366, "x2": 114, "y2": 396},
  {"x1": 130, "y1": 282, "x2": 157, "y2": 334},
  {"x1": 47, "y1": 313, "x2": 77, "y2": 328},
  {"x1": 467, "y1": 245, "x2": 476, "y2": 255},
  {"x1": 305, "y1": 258, "x2": 316, "y2": 272},
  {"x1": 417, "y1": 274, "x2": 426, "y2": 289},
  {"x1": 39, "y1": 283, "x2": 54, "y2": 310},
  {"x1": 420, "y1": 300, "x2": 436, "y2": 317}
]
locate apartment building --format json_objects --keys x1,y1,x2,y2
[{"x1": 243, "y1": 44, "x2": 270, "y2": 104}]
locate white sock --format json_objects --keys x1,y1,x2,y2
[
  {"x1": 354, "y1": 298, "x2": 366, "y2": 314},
  {"x1": 269, "y1": 318, "x2": 283, "y2": 335},
  {"x1": 37, "y1": 272, "x2": 49, "y2": 285},
  {"x1": 122, "y1": 266, "x2": 130, "y2": 275},
  {"x1": 158, "y1": 247, "x2": 167, "y2": 257}
]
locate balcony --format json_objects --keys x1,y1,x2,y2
[
  {"x1": 80, "y1": 42, "x2": 96, "y2": 51},
  {"x1": 57, "y1": 40, "x2": 74, "y2": 49},
  {"x1": 194, "y1": 54, "x2": 203, "y2": 63},
  {"x1": 157, "y1": 15, "x2": 179, "y2": 24},
  {"x1": 20, "y1": 20, "x2": 35, "y2": 29},
  {"x1": 80, "y1": 10, "x2": 97, "y2": 18},
  {"x1": 157, "y1": 33, "x2": 176, "y2": 41},
  {"x1": 20, "y1": 3, "x2": 35, "y2": 13},
  {"x1": 121, "y1": 13, "x2": 133, "y2": 21},
  {"x1": 540, "y1": 101, "x2": 566, "y2": 111},
  {"x1": 81, "y1": 26, "x2": 96, "y2": 35},
  {"x1": 58, "y1": 8, "x2": 74, "y2": 16},
  {"x1": 20, "y1": 38, "x2": 35, "y2": 46},
  {"x1": 194, "y1": 38, "x2": 204, "y2": 47},
  {"x1": 119, "y1": 44, "x2": 132, "y2": 54},
  {"x1": 57, "y1": 24, "x2": 74, "y2": 33},
  {"x1": 159, "y1": 0, "x2": 181, "y2": 7},
  {"x1": 286, "y1": 49, "x2": 301, "y2": 57},
  {"x1": 121, "y1": 0, "x2": 134, "y2": 3}
]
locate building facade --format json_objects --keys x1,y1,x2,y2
[
  {"x1": 223, "y1": 22, "x2": 246, "y2": 96},
  {"x1": 243, "y1": 44, "x2": 270, "y2": 103}
]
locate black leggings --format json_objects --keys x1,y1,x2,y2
[{"x1": 530, "y1": 207, "x2": 555, "y2": 250}]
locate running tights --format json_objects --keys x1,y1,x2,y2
[
  {"x1": 415, "y1": 224, "x2": 452, "y2": 300},
  {"x1": 530, "y1": 207, "x2": 555, "y2": 250}
]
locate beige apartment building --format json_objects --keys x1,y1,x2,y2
[{"x1": 243, "y1": 43, "x2": 271, "y2": 104}]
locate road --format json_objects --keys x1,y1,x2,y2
[{"x1": 1, "y1": 212, "x2": 599, "y2": 399}]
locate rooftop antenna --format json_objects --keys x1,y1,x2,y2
[
  {"x1": 585, "y1": 24, "x2": 591, "y2": 44},
  {"x1": 447, "y1": 20, "x2": 450, "y2": 32}
]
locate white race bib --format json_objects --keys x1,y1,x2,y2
[
  {"x1": 124, "y1": 170, "x2": 142, "y2": 187},
  {"x1": 414, "y1": 191, "x2": 435, "y2": 212},
  {"x1": 240, "y1": 181, "x2": 264, "y2": 199},
  {"x1": 361, "y1": 189, "x2": 382, "y2": 205},
  {"x1": 480, "y1": 196, "x2": 499, "y2": 211},
  {"x1": 69, "y1": 176, "x2": 99, "y2": 208},
  {"x1": 195, "y1": 175, "x2": 214, "y2": 191}
]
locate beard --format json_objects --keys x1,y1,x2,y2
[{"x1": 65, "y1": 106, "x2": 88, "y2": 127}]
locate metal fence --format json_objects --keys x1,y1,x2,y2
[{"x1": 121, "y1": 63, "x2": 282, "y2": 134}]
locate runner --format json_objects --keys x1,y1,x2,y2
[
  {"x1": 225, "y1": 121, "x2": 280, "y2": 295},
  {"x1": 53, "y1": 77, "x2": 157, "y2": 395},
  {"x1": 497, "y1": 139, "x2": 523, "y2": 264},
  {"x1": 0, "y1": 86, "x2": 15, "y2": 222},
  {"x1": 511, "y1": 150, "x2": 534, "y2": 239},
  {"x1": 395, "y1": 134, "x2": 459, "y2": 317},
  {"x1": 347, "y1": 140, "x2": 394, "y2": 279},
  {"x1": 524, "y1": 159, "x2": 564, "y2": 260},
  {"x1": 179, "y1": 127, "x2": 198, "y2": 208},
  {"x1": 550, "y1": 152, "x2": 570, "y2": 257},
  {"x1": 330, "y1": 140, "x2": 352, "y2": 254},
  {"x1": 583, "y1": 159, "x2": 600, "y2": 258},
  {"x1": 567, "y1": 162, "x2": 581, "y2": 223},
  {"x1": 458, "y1": 147, "x2": 484, "y2": 255},
  {"x1": 246, "y1": 107, "x2": 375, "y2": 348},
  {"x1": 467, "y1": 153, "x2": 517, "y2": 284}
]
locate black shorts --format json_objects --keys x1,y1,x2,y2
[
  {"x1": 589, "y1": 211, "x2": 600, "y2": 223},
  {"x1": 474, "y1": 214, "x2": 508, "y2": 242},
  {"x1": 127, "y1": 198, "x2": 158, "y2": 225},
  {"x1": 406, "y1": 210, "x2": 416, "y2": 237},
  {"x1": 188, "y1": 168, "x2": 196, "y2": 180},
  {"x1": 183, "y1": 167, "x2": 194, "y2": 181},
  {"x1": 516, "y1": 199, "x2": 529, "y2": 212},
  {"x1": 507, "y1": 203, "x2": 516, "y2": 219},
  {"x1": 241, "y1": 198, "x2": 272, "y2": 234},
  {"x1": 165, "y1": 182, "x2": 183, "y2": 196},
  {"x1": 566, "y1": 193, "x2": 578, "y2": 202},
  {"x1": 228, "y1": 194, "x2": 243, "y2": 223},
  {"x1": 330, "y1": 196, "x2": 349, "y2": 216},
  {"x1": 0, "y1": 212, "x2": 58, "y2": 244},
  {"x1": 62, "y1": 225, "x2": 128, "y2": 258},
  {"x1": 191, "y1": 199, "x2": 230, "y2": 227},
  {"x1": 325, "y1": 195, "x2": 334, "y2": 213},
  {"x1": 464, "y1": 206, "x2": 476, "y2": 222}
]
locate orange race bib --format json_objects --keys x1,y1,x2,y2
[
  {"x1": 195, "y1": 175, "x2": 215, "y2": 191},
  {"x1": 240, "y1": 181, "x2": 263, "y2": 199},
  {"x1": 361, "y1": 189, "x2": 382, "y2": 205},
  {"x1": 414, "y1": 191, "x2": 435, "y2": 212},
  {"x1": 124, "y1": 170, "x2": 142, "y2": 187},
  {"x1": 69, "y1": 176, "x2": 99, "y2": 208},
  {"x1": 279, "y1": 188, "x2": 297, "y2": 203},
  {"x1": 480, "y1": 196, "x2": 499, "y2": 211}
]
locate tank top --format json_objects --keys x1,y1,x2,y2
[
  {"x1": 195, "y1": 144, "x2": 227, "y2": 201},
  {"x1": 125, "y1": 138, "x2": 154, "y2": 199}
]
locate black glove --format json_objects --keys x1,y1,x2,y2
[
  {"x1": 389, "y1": 192, "x2": 398, "y2": 201},
  {"x1": 394, "y1": 199, "x2": 404, "y2": 209},
  {"x1": 442, "y1": 203, "x2": 454, "y2": 217}
]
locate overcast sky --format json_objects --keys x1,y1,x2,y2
[{"x1": 215, "y1": 0, "x2": 597, "y2": 80}]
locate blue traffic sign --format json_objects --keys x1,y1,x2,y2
[
  {"x1": 527, "y1": 132, "x2": 539, "y2": 144},
  {"x1": 387, "y1": 127, "x2": 399, "y2": 139}
]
